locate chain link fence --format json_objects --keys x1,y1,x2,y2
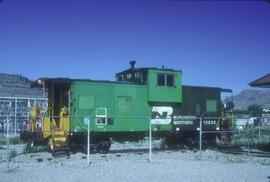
[
  {"x1": 199, "y1": 115, "x2": 270, "y2": 161},
  {"x1": 0, "y1": 118, "x2": 25, "y2": 172},
  {"x1": 0, "y1": 113, "x2": 270, "y2": 172},
  {"x1": 0, "y1": 96, "x2": 47, "y2": 134}
]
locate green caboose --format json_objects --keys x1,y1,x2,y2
[
  {"x1": 21, "y1": 62, "x2": 233, "y2": 153},
  {"x1": 33, "y1": 62, "x2": 182, "y2": 152}
]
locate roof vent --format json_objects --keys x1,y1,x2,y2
[{"x1": 129, "y1": 60, "x2": 136, "y2": 70}]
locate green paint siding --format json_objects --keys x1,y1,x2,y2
[
  {"x1": 177, "y1": 86, "x2": 221, "y2": 116},
  {"x1": 79, "y1": 95, "x2": 94, "y2": 110},
  {"x1": 148, "y1": 69, "x2": 182, "y2": 103},
  {"x1": 70, "y1": 81, "x2": 172, "y2": 132},
  {"x1": 172, "y1": 86, "x2": 221, "y2": 131},
  {"x1": 117, "y1": 96, "x2": 132, "y2": 112}
]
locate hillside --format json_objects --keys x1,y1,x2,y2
[
  {"x1": 0, "y1": 73, "x2": 44, "y2": 97},
  {"x1": 225, "y1": 89, "x2": 270, "y2": 110}
]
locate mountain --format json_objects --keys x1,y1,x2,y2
[
  {"x1": 0, "y1": 73, "x2": 44, "y2": 97},
  {"x1": 225, "y1": 89, "x2": 270, "y2": 110}
]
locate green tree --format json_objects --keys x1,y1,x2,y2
[{"x1": 247, "y1": 104, "x2": 263, "y2": 117}]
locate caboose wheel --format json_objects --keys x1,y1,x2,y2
[
  {"x1": 97, "y1": 139, "x2": 111, "y2": 153},
  {"x1": 25, "y1": 139, "x2": 34, "y2": 153},
  {"x1": 165, "y1": 136, "x2": 178, "y2": 149}
]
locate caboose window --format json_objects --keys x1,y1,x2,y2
[
  {"x1": 142, "y1": 72, "x2": 147, "y2": 83},
  {"x1": 158, "y1": 74, "x2": 165, "y2": 86},
  {"x1": 206, "y1": 100, "x2": 217, "y2": 113},
  {"x1": 96, "y1": 108, "x2": 107, "y2": 125},
  {"x1": 126, "y1": 74, "x2": 132, "y2": 79},
  {"x1": 117, "y1": 75, "x2": 123, "y2": 81},
  {"x1": 96, "y1": 117, "x2": 106, "y2": 125},
  {"x1": 135, "y1": 72, "x2": 141, "y2": 79},
  {"x1": 157, "y1": 74, "x2": 174, "y2": 87},
  {"x1": 167, "y1": 74, "x2": 174, "y2": 87}
]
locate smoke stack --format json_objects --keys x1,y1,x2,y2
[{"x1": 130, "y1": 60, "x2": 136, "y2": 70}]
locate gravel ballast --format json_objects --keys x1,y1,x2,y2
[{"x1": 0, "y1": 146, "x2": 269, "y2": 182}]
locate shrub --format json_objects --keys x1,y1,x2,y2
[
  {"x1": 8, "y1": 148, "x2": 17, "y2": 161},
  {"x1": 0, "y1": 135, "x2": 6, "y2": 145},
  {"x1": 9, "y1": 136, "x2": 23, "y2": 145}
]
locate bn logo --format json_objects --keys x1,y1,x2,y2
[{"x1": 151, "y1": 107, "x2": 173, "y2": 124}]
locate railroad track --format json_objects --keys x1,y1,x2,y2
[
  {"x1": 217, "y1": 148, "x2": 270, "y2": 158},
  {"x1": 71, "y1": 143, "x2": 270, "y2": 158},
  {"x1": 109, "y1": 146, "x2": 270, "y2": 158},
  {"x1": 108, "y1": 147, "x2": 186, "y2": 154}
]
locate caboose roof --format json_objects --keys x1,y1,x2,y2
[
  {"x1": 31, "y1": 77, "x2": 145, "y2": 88},
  {"x1": 115, "y1": 67, "x2": 182, "y2": 76},
  {"x1": 183, "y1": 85, "x2": 232, "y2": 93}
]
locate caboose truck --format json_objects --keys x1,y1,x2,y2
[{"x1": 20, "y1": 61, "x2": 233, "y2": 154}]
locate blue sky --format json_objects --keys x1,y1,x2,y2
[{"x1": 0, "y1": 0, "x2": 270, "y2": 94}]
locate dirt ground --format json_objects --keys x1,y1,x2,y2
[{"x1": 0, "y1": 143, "x2": 269, "y2": 182}]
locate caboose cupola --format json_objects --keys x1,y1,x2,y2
[{"x1": 116, "y1": 62, "x2": 182, "y2": 104}]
